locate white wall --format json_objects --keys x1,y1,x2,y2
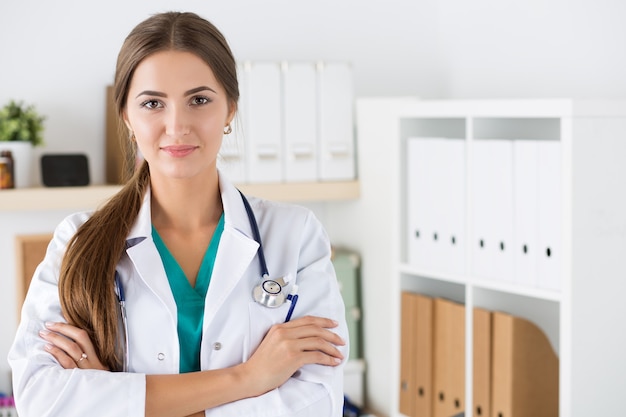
[{"x1": 2, "y1": 0, "x2": 626, "y2": 415}]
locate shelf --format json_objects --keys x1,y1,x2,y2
[
  {"x1": 471, "y1": 276, "x2": 562, "y2": 302},
  {"x1": 398, "y1": 263, "x2": 467, "y2": 286},
  {"x1": 399, "y1": 263, "x2": 562, "y2": 302},
  {"x1": 238, "y1": 180, "x2": 360, "y2": 202},
  {"x1": 0, "y1": 181, "x2": 360, "y2": 211}
]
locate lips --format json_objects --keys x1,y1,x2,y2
[{"x1": 161, "y1": 145, "x2": 198, "y2": 157}]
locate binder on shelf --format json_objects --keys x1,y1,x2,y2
[
  {"x1": 472, "y1": 307, "x2": 492, "y2": 417},
  {"x1": 414, "y1": 293, "x2": 434, "y2": 417},
  {"x1": 537, "y1": 140, "x2": 562, "y2": 291},
  {"x1": 491, "y1": 311, "x2": 559, "y2": 417},
  {"x1": 399, "y1": 292, "x2": 416, "y2": 417},
  {"x1": 432, "y1": 298, "x2": 465, "y2": 417},
  {"x1": 512, "y1": 140, "x2": 539, "y2": 288},
  {"x1": 471, "y1": 139, "x2": 514, "y2": 283},
  {"x1": 283, "y1": 62, "x2": 318, "y2": 182},
  {"x1": 436, "y1": 138, "x2": 466, "y2": 276},
  {"x1": 218, "y1": 63, "x2": 248, "y2": 183},
  {"x1": 407, "y1": 138, "x2": 437, "y2": 271},
  {"x1": 317, "y1": 62, "x2": 355, "y2": 181},
  {"x1": 399, "y1": 292, "x2": 433, "y2": 417},
  {"x1": 246, "y1": 62, "x2": 283, "y2": 183},
  {"x1": 332, "y1": 248, "x2": 362, "y2": 361}
]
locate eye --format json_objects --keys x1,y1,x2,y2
[
  {"x1": 191, "y1": 96, "x2": 211, "y2": 106},
  {"x1": 140, "y1": 99, "x2": 162, "y2": 109}
]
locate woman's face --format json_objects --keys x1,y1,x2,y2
[{"x1": 124, "y1": 50, "x2": 234, "y2": 182}]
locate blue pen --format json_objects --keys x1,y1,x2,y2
[{"x1": 284, "y1": 285, "x2": 299, "y2": 322}]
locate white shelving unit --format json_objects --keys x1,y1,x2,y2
[{"x1": 358, "y1": 98, "x2": 626, "y2": 417}]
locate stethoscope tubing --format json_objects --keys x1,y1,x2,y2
[
  {"x1": 114, "y1": 271, "x2": 129, "y2": 372},
  {"x1": 113, "y1": 190, "x2": 298, "y2": 372}
]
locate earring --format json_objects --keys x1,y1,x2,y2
[
  {"x1": 128, "y1": 131, "x2": 135, "y2": 141},
  {"x1": 223, "y1": 124, "x2": 232, "y2": 135}
]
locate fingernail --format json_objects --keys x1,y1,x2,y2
[
  {"x1": 45, "y1": 321, "x2": 55, "y2": 328},
  {"x1": 44, "y1": 343, "x2": 53, "y2": 351},
  {"x1": 39, "y1": 329, "x2": 50, "y2": 337},
  {"x1": 334, "y1": 358, "x2": 342, "y2": 364}
]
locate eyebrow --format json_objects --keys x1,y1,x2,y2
[{"x1": 135, "y1": 86, "x2": 217, "y2": 99}]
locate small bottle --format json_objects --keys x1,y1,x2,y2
[
  {"x1": 5, "y1": 396, "x2": 16, "y2": 417},
  {"x1": 0, "y1": 150, "x2": 15, "y2": 189},
  {"x1": 0, "y1": 396, "x2": 7, "y2": 417}
]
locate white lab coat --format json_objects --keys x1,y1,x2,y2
[{"x1": 8, "y1": 173, "x2": 348, "y2": 417}]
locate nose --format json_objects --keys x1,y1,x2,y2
[{"x1": 164, "y1": 105, "x2": 190, "y2": 138}]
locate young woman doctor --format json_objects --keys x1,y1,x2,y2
[{"x1": 9, "y1": 11, "x2": 348, "y2": 417}]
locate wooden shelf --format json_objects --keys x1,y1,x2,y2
[{"x1": 0, "y1": 181, "x2": 360, "y2": 211}]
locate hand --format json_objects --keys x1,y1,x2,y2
[
  {"x1": 39, "y1": 322, "x2": 110, "y2": 371},
  {"x1": 240, "y1": 315, "x2": 345, "y2": 396}
]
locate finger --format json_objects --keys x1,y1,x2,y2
[
  {"x1": 44, "y1": 322, "x2": 99, "y2": 362},
  {"x1": 281, "y1": 316, "x2": 339, "y2": 330},
  {"x1": 271, "y1": 323, "x2": 345, "y2": 347},
  {"x1": 45, "y1": 322, "x2": 92, "y2": 347},
  {"x1": 298, "y1": 337, "x2": 344, "y2": 360},
  {"x1": 299, "y1": 349, "x2": 344, "y2": 367},
  {"x1": 39, "y1": 329, "x2": 85, "y2": 363},
  {"x1": 43, "y1": 343, "x2": 78, "y2": 369}
]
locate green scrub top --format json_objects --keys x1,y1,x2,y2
[{"x1": 152, "y1": 214, "x2": 225, "y2": 373}]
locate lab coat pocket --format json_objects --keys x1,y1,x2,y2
[{"x1": 247, "y1": 300, "x2": 289, "y2": 358}]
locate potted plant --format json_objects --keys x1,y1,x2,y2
[{"x1": 0, "y1": 100, "x2": 46, "y2": 188}]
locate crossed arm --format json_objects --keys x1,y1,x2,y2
[{"x1": 41, "y1": 315, "x2": 344, "y2": 417}]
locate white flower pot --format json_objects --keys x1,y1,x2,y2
[{"x1": 0, "y1": 142, "x2": 34, "y2": 188}]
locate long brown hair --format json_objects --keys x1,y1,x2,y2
[{"x1": 58, "y1": 12, "x2": 239, "y2": 371}]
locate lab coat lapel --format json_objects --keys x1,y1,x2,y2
[
  {"x1": 125, "y1": 189, "x2": 178, "y2": 321},
  {"x1": 203, "y1": 175, "x2": 260, "y2": 325}
]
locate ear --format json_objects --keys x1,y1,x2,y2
[
  {"x1": 226, "y1": 100, "x2": 237, "y2": 126},
  {"x1": 121, "y1": 109, "x2": 132, "y2": 132}
]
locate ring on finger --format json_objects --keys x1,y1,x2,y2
[{"x1": 76, "y1": 352, "x2": 87, "y2": 363}]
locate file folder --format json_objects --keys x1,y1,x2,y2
[
  {"x1": 399, "y1": 292, "x2": 433, "y2": 417},
  {"x1": 432, "y1": 298, "x2": 465, "y2": 417},
  {"x1": 246, "y1": 62, "x2": 283, "y2": 183},
  {"x1": 283, "y1": 62, "x2": 318, "y2": 182},
  {"x1": 317, "y1": 62, "x2": 355, "y2": 180},
  {"x1": 537, "y1": 140, "x2": 562, "y2": 291},
  {"x1": 472, "y1": 139, "x2": 514, "y2": 283},
  {"x1": 413, "y1": 294, "x2": 434, "y2": 417},
  {"x1": 218, "y1": 62, "x2": 248, "y2": 183},
  {"x1": 332, "y1": 248, "x2": 362, "y2": 361},
  {"x1": 512, "y1": 140, "x2": 539, "y2": 288},
  {"x1": 399, "y1": 292, "x2": 417, "y2": 417},
  {"x1": 436, "y1": 138, "x2": 466, "y2": 276},
  {"x1": 472, "y1": 307, "x2": 492, "y2": 417},
  {"x1": 491, "y1": 311, "x2": 559, "y2": 417},
  {"x1": 407, "y1": 138, "x2": 437, "y2": 271}
]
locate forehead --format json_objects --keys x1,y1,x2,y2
[{"x1": 129, "y1": 50, "x2": 221, "y2": 92}]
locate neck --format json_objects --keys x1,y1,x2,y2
[{"x1": 150, "y1": 171, "x2": 222, "y2": 231}]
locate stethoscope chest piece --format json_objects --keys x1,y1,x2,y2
[{"x1": 253, "y1": 277, "x2": 287, "y2": 308}]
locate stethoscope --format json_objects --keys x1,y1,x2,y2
[{"x1": 114, "y1": 190, "x2": 299, "y2": 371}]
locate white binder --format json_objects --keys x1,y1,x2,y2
[
  {"x1": 436, "y1": 138, "x2": 466, "y2": 276},
  {"x1": 407, "y1": 138, "x2": 437, "y2": 271},
  {"x1": 424, "y1": 139, "x2": 448, "y2": 273},
  {"x1": 218, "y1": 62, "x2": 247, "y2": 183},
  {"x1": 472, "y1": 139, "x2": 514, "y2": 282},
  {"x1": 318, "y1": 62, "x2": 355, "y2": 181},
  {"x1": 512, "y1": 140, "x2": 539, "y2": 288},
  {"x1": 283, "y1": 62, "x2": 318, "y2": 182},
  {"x1": 537, "y1": 140, "x2": 562, "y2": 291},
  {"x1": 246, "y1": 62, "x2": 283, "y2": 183}
]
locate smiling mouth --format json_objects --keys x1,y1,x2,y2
[{"x1": 161, "y1": 145, "x2": 198, "y2": 157}]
